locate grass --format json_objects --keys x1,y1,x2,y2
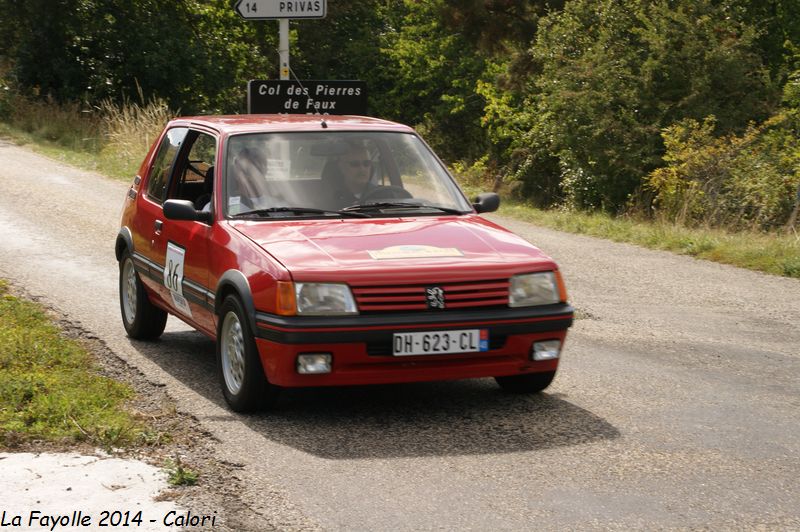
[
  {"x1": 164, "y1": 455, "x2": 199, "y2": 486},
  {"x1": 499, "y1": 201, "x2": 800, "y2": 279},
  {"x1": 0, "y1": 280, "x2": 154, "y2": 449}
]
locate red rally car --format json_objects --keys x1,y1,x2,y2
[{"x1": 116, "y1": 115, "x2": 573, "y2": 412}]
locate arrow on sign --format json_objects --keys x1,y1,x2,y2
[{"x1": 235, "y1": 0, "x2": 326, "y2": 20}]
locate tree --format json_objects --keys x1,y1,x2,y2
[
  {"x1": 528, "y1": 0, "x2": 778, "y2": 211},
  {"x1": 374, "y1": 0, "x2": 490, "y2": 162},
  {"x1": 0, "y1": 0, "x2": 278, "y2": 113}
]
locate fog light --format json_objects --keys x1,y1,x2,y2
[
  {"x1": 532, "y1": 340, "x2": 561, "y2": 361},
  {"x1": 297, "y1": 353, "x2": 332, "y2": 374}
]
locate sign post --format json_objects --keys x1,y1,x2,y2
[
  {"x1": 234, "y1": 0, "x2": 328, "y2": 80},
  {"x1": 279, "y1": 18, "x2": 289, "y2": 80},
  {"x1": 236, "y1": 0, "x2": 365, "y2": 115}
]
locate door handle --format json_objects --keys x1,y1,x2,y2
[{"x1": 154, "y1": 220, "x2": 163, "y2": 234}]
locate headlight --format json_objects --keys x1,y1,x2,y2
[
  {"x1": 295, "y1": 283, "x2": 358, "y2": 315},
  {"x1": 509, "y1": 272, "x2": 561, "y2": 307}
]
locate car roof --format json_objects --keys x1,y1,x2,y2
[{"x1": 169, "y1": 115, "x2": 416, "y2": 135}]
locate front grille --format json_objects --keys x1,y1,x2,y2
[{"x1": 352, "y1": 279, "x2": 509, "y2": 313}]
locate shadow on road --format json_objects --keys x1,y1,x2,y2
[{"x1": 133, "y1": 330, "x2": 620, "y2": 459}]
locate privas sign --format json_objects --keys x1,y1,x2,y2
[{"x1": 234, "y1": 0, "x2": 326, "y2": 20}]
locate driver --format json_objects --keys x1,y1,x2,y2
[{"x1": 331, "y1": 142, "x2": 375, "y2": 206}]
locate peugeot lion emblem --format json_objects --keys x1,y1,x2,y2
[{"x1": 425, "y1": 287, "x2": 446, "y2": 309}]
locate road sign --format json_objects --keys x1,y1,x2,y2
[
  {"x1": 235, "y1": 0, "x2": 326, "y2": 20},
  {"x1": 248, "y1": 80, "x2": 367, "y2": 115}
]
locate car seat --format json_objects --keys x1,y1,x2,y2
[{"x1": 194, "y1": 165, "x2": 214, "y2": 210}]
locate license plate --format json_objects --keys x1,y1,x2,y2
[{"x1": 393, "y1": 329, "x2": 489, "y2": 356}]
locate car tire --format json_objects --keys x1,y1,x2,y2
[
  {"x1": 119, "y1": 251, "x2": 168, "y2": 340},
  {"x1": 495, "y1": 371, "x2": 556, "y2": 394},
  {"x1": 217, "y1": 295, "x2": 280, "y2": 412}
]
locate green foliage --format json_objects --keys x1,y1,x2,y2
[
  {"x1": 292, "y1": 1, "x2": 396, "y2": 81},
  {"x1": 375, "y1": 0, "x2": 490, "y2": 162},
  {"x1": 0, "y1": 0, "x2": 276, "y2": 113},
  {"x1": 528, "y1": 0, "x2": 778, "y2": 212},
  {"x1": 0, "y1": 282, "x2": 151, "y2": 448},
  {"x1": 164, "y1": 456, "x2": 199, "y2": 486},
  {"x1": 438, "y1": 1, "x2": 556, "y2": 55},
  {"x1": 647, "y1": 113, "x2": 800, "y2": 230}
]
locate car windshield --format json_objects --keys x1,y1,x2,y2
[{"x1": 224, "y1": 131, "x2": 472, "y2": 217}]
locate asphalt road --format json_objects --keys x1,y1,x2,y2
[{"x1": 1, "y1": 140, "x2": 799, "y2": 530}]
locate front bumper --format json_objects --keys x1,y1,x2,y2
[{"x1": 253, "y1": 304, "x2": 573, "y2": 387}]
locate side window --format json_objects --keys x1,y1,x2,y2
[
  {"x1": 169, "y1": 132, "x2": 217, "y2": 211},
  {"x1": 146, "y1": 127, "x2": 188, "y2": 204}
]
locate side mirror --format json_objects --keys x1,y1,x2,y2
[
  {"x1": 163, "y1": 199, "x2": 212, "y2": 225},
  {"x1": 472, "y1": 192, "x2": 500, "y2": 214}
]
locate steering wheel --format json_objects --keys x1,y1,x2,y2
[{"x1": 360, "y1": 185, "x2": 413, "y2": 202}]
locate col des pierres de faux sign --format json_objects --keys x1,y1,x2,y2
[{"x1": 247, "y1": 80, "x2": 368, "y2": 115}]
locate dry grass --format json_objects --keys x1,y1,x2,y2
[
  {"x1": 1, "y1": 89, "x2": 175, "y2": 179},
  {"x1": 8, "y1": 96, "x2": 102, "y2": 152},
  {"x1": 98, "y1": 94, "x2": 175, "y2": 176}
]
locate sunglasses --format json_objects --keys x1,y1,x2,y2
[{"x1": 345, "y1": 160, "x2": 372, "y2": 168}]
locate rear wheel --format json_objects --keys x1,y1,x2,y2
[
  {"x1": 495, "y1": 371, "x2": 556, "y2": 394},
  {"x1": 119, "y1": 251, "x2": 167, "y2": 339},
  {"x1": 217, "y1": 295, "x2": 280, "y2": 412}
]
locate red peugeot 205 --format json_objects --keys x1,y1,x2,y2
[{"x1": 116, "y1": 115, "x2": 573, "y2": 411}]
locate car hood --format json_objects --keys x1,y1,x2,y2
[{"x1": 229, "y1": 215, "x2": 557, "y2": 283}]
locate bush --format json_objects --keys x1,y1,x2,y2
[
  {"x1": 647, "y1": 113, "x2": 800, "y2": 230},
  {"x1": 525, "y1": 0, "x2": 777, "y2": 212}
]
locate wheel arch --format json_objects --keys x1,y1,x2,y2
[
  {"x1": 215, "y1": 270, "x2": 257, "y2": 331},
  {"x1": 115, "y1": 227, "x2": 134, "y2": 261}
]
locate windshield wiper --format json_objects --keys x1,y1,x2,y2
[
  {"x1": 232, "y1": 207, "x2": 370, "y2": 219},
  {"x1": 342, "y1": 202, "x2": 467, "y2": 215}
]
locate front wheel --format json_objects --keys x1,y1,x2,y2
[
  {"x1": 495, "y1": 371, "x2": 556, "y2": 394},
  {"x1": 217, "y1": 295, "x2": 280, "y2": 412},
  {"x1": 119, "y1": 251, "x2": 167, "y2": 339}
]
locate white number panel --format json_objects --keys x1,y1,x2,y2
[{"x1": 164, "y1": 242, "x2": 192, "y2": 317}]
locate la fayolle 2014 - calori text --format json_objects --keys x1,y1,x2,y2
[{"x1": 0, "y1": 509, "x2": 217, "y2": 529}]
